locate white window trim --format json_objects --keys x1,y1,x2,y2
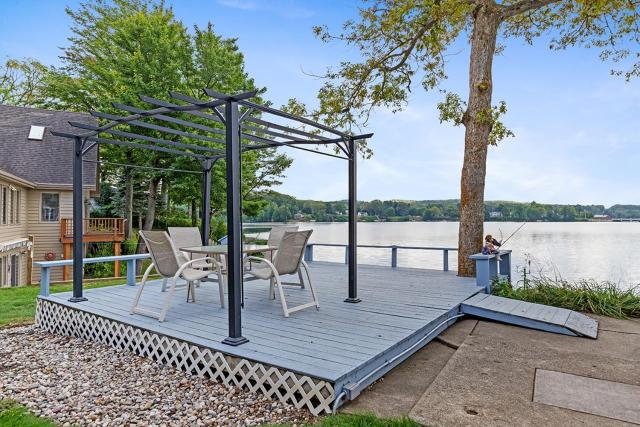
[
  {"x1": 0, "y1": 185, "x2": 6, "y2": 226},
  {"x1": 40, "y1": 192, "x2": 61, "y2": 223}
]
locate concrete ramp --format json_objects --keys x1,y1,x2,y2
[{"x1": 461, "y1": 294, "x2": 598, "y2": 339}]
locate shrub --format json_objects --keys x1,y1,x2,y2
[{"x1": 493, "y1": 275, "x2": 640, "y2": 319}]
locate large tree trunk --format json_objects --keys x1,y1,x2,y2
[
  {"x1": 123, "y1": 168, "x2": 133, "y2": 239},
  {"x1": 458, "y1": 1, "x2": 501, "y2": 277},
  {"x1": 143, "y1": 177, "x2": 161, "y2": 231}
]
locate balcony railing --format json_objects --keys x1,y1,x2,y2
[{"x1": 60, "y1": 218, "x2": 126, "y2": 241}]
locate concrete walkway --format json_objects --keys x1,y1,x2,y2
[{"x1": 342, "y1": 315, "x2": 640, "y2": 426}]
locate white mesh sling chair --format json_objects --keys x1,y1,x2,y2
[
  {"x1": 265, "y1": 225, "x2": 304, "y2": 287},
  {"x1": 267, "y1": 225, "x2": 299, "y2": 248},
  {"x1": 167, "y1": 227, "x2": 214, "y2": 292},
  {"x1": 244, "y1": 229, "x2": 318, "y2": 317},
  {"x1": 131, "y1": 230, "x2": 225, "y2": 322}
]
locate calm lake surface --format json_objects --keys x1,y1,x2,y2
[{"x1": 255, "y1": 222, "x2": 640, "y2": 288}]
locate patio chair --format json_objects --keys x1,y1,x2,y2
[
  {"x1": 265, "y1": 225, "x2": 305, "y2": 288},
  {"x1": 244, "y1": 229, "x2": 318, "y2": 317},
  {"x1": 167, "y1": 227, "x2": 215, "y2": 292},
  {"x1": 131, "y1": 230, "x2": 225, "y2": 322},
  {"x1": 267, "y1": 225, "x2": 299, "y2": 247}
]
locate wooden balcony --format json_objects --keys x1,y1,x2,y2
[{"x1": 60, "y1": 218, "x2": 126, "y2": 244}]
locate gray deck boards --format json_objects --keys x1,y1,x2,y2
[
  {"x1": 460, "y1": 294, "x2": 598, "y2": 338},
  {"x1": 43, "y1": 262, "x2": 480, "y2": 384}
]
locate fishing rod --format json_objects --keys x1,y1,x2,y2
[{"x1": 500, "y1": 222, "x2": 527, "y2": 247}]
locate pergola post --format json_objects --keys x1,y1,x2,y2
[
  {"x1": 222, "y1": 100, "x2": 248, "y2": 346},
  {"x1": 69, "y1": 136, "x2": 87, "y2": 302},
  {"x1": 200, "y1": 159, "x2": 214, "y2": 245},
  {"x1": 345, "y1": 137, "x2": 360, "y2": 303}
]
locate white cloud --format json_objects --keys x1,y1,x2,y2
[{"x1": 218, "y1": 0, "x2": 257, "y2": 10}]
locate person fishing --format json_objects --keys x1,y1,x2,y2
[
  {"x1": 482, "y1": 234, "x2": 502, "y2": 255},
  {"x1": 482, "y1": 222, "x2": 526, "y2": 255}
]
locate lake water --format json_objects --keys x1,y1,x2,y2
[{"x1": 255, "y1": 222, "x2": 640, "y2": 288}]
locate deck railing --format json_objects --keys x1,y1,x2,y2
[
  {"x1": 60, "y1": 217, "x2": 126, "y2": 240},
  {"x1": 35, "y1": 253, "x2": 151, "y2": 296},
  {"x1": 303, "y1": 243, "x2": 457, "y2": 271}
]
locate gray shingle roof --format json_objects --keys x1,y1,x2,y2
[{"x1": 0, "y1": 104, "x2": 97, "y2": 187}]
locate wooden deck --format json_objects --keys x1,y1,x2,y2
[{"x1": 37, "y1": 262, "x2": 481, "y2": 413}]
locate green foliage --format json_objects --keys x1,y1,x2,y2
[
  {"x1": 0, "y1": 400, "x2": 55, "y2": 427},
  {"x1": 122, "y1": 238, "x2": 138, "y2": 255},
  {"x1": 493, "y1": 277, "x2": 640, "y2": 319},
  {"x1": 84, "y1": 243, "x2": 117, "y2": 278},
  {"x1": 437, "y1": 91, "x2": 514, "y2": 146},
  {"x1": 437, "y1": 92, "x2": 515, "y2": 145},
  {"x1": 248, "y1": 192, "x2": 608, "y2": 223},
  {"x1": 0, "y1": 58, "x2": 48, "y2": 106}
]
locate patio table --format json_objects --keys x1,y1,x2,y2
[{"x1": 180, "y1": 244, "x2": 278, "y2": 307}]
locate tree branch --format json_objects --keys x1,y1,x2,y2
[{"x1": 501, "y1": 0, "x2": 561, "y2": 18}]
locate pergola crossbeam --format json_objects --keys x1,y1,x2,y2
[
  {"x1": 112, "y1": 102, "x2": 226, "y2": 137},
  {"x1": 90, "y1": 111, "x2": 227, "y2": 145},
  {"x1": 170, "y1": 92, "x2": 340, "y2": 144},
  {"x1": 87, "y1": 136, "x2": 210, "y2": 160},
  {"x1": 69, "y1": 121, "x2": 225, "y2": 156}
]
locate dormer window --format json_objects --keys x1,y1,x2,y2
[{"x1": 28, "y1": 125, "x2": 46, "y2": 141}]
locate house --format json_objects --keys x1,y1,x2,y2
[
  {"x1": 489, "y1": 211, "x2": 503, "y2": 218},
  {"x1": 0, "y1": 104, "x2": 104, "y2": 286},
  {"x1": 592, "y1": 214, "x2": 611, "y2": 222}
]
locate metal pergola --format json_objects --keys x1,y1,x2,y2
[{"x1": 52, "y1": 89, "x2": 372, "y2": 346}]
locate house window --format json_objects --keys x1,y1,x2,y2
[{"x1": 41, "y1": 193, "x2": 60, "y2": 222}]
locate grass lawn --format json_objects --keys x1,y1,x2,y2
[
  {"x1": 0, "y1": 278, "x2": 129, "y2": 327},
  {"x1": 0, "y1": 400, "x2": 55, "y2": 427}
]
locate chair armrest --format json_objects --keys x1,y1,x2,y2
[
  {"x1": 243, "y1": 256, "x2": 277, "y2": 274},
  {"x1": 174, "y1": 257, "x2": 223, "y2": 279}
]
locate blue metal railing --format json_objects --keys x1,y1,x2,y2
[
  {"x1": 303, "y1": 243, "x2": 457, "y2": 271},
  {"x1": 34, "y1": 253, "x2": 150, "y2": 297}
]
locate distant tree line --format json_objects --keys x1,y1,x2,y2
[{"x1": 248, "y1": 192, "x2": 639, "y2": 223}]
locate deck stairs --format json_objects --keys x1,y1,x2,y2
[{"x1": 461, "y1": 293, "x2": 598, "y2": 339}]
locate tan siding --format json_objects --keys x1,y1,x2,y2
[
  {"x1": 0, "y1": 178, "x2": 29, "y2": 286},
  {"x1": 28, "y1": 190, "x2": 81, "y2": 282}
]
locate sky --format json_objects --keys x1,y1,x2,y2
[{"x1": 0, "y1": 0, "x2": 638, "y2": 206}]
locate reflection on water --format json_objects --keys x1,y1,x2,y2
[{"x1": 254, "y1": 222, "x2": 640, "y2": 289}]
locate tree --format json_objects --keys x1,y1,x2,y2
[
  {"x1": 31, "y1": 0, "x2": 291, "y2": 241},
  {"x1": 0, "y1": 58, "x2": 48, "y2": 106},
  {"x1": 308, "y1": 0, "x2": 640, "y2": 276}
]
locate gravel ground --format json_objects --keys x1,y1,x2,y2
[{"x1": 0, "y1": 326, "x2": 315, "y2": 426}]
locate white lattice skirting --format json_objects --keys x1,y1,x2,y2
[{"x1": 36, "y1": 299, "x2": 335, "y2": 415}]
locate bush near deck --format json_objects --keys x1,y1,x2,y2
[{"x1": 493, "y1": 277, "x2": 640, "y2": 319}]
